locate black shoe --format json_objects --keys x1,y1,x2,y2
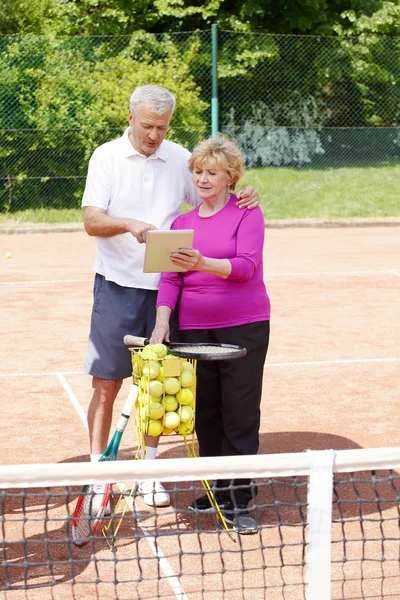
[
  {"x1": 222, "y1": 504, "x2": 259, "y2": 535},
  {"x1": 188, "y1": 493, "x2": 229, "y2": 513}
]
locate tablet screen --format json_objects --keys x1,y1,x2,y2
[{"x1": 143, "y1": 230, "x2": 195, "y2": 273}]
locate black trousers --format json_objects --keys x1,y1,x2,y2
[{"x1": 180, "y1": 321, "x2": 270, "y2": 506}]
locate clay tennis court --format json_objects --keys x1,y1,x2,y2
[{"x1": 0, "y1": 224, "x2": 399, "y2": 599}]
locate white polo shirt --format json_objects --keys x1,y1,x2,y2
[{"x1": 82, "y1": 128, "x2": 200, "y2": 289}]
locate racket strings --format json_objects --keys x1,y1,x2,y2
[
  {"x1": 72, "y1": 486, "x2": 111, "y2": 544},
  {"x1": 170, "y1": 344, "x2": 243, "y2": 357},
  {"x1": 73, "y1": 510, "x2": 92, "y2": 541}
]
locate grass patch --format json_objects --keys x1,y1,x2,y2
[
  {"x1": 0, "y1": 208, "x2": 83, "y2": 227},
  {"x1": 239, "y1": 163, "x2": 400, "y2": 220},
  {"x1": 1, "y1": 164, "x2": 400, "y2": 226}
]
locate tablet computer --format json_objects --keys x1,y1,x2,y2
[{"x1": 143, "y1": 229, "x2": 195, "y2": 273}]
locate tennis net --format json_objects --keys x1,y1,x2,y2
[{"x1": 1, "y1": 448, "x2": 400, "y2": 600}]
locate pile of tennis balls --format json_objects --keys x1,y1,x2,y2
[{"x1": 134, "y1": 343, "x2": 195, "y2": 437}]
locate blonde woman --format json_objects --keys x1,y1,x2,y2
[{"x1": 151, "y1": 134, "x2": 270, "y2": 534}]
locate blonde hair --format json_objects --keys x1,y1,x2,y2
[{"x1": 188, "y1": 133, "x2": 245, "y2": 190}]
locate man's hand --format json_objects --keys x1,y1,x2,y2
[
  {"x1": 235, "y1": 186, "x2": 260, "y2": 209},
  {"x1": 126, "y1": 220, "x2": 157, "y2": 244},
  {"x1": 83, "y1": 206, "x2": 156, "y2": 241}
]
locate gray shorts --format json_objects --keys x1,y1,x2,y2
[{"x1": 84, "y1": 274, "x2": 174, "y2": 381}]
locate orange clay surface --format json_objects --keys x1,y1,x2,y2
[{"x1": 0, "y1": 226, "x2": 399, "y2": 599}]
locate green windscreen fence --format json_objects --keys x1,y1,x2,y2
[{"x1": 0, "y1": 29, "x2": 399, "y2": 213}]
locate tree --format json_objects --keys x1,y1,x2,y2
[
  {"x1": 0, "y1": 32, "x2": 208, "y2": 212},
  {"x1": 0, "y1": 0, "x2": 63, "y2": 34}
]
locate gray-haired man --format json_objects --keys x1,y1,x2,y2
[{"x1": 82, "y1": 84, "x2": 259, "y2": 509}]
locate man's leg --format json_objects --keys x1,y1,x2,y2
[
  {"x1": 84, "y1": 276, "x2": 171, "y2": 506},
  {"x1": 87, "y1": 377, "x2": 123, "y2": 457}
]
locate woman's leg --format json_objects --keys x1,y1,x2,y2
[
  {"x1": 214, "y1": 321, "x2": 270, "y2": 506},
  {"x1": 180, "y1": 329, "x2": 224, "y2": 457}
]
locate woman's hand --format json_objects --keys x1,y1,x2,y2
[
  {"x1": 150, "y1": 323, "x2": 170, "y2": 344},
  {"x1": 235, "y1": 186, "x2": 260, "y2": 209},
  {"x1": 150, "y1": 306, "x2": 172, "y2": 343},
  {"x1": 171, "y1": 248, "x2": 232, "y2": 278},
  {"x1": 170, "y1": 248, "x2": 205, "y2": 272}
]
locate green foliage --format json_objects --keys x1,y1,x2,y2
[
  {"x1": 0, "y1": 0, "x2": 61, "y2": 34},
  {"x1": 0, "y1": 33, "x2": 208, "y2": 212},
  {"x1": 330, "y1": 4, "x2": 400, "y2": 127},
  {"x1": 337, "y1": 2, "x2": 400, "y2": 35},
  {"x1": 55, "y1": 0, "x2": 160, "y2": 36},
  {"x1": 1, "y1": 1, "x2": 399, "y2": 216}
]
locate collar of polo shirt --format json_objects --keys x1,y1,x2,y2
[{"x1": 122, "y1": 128, "x2": 168, "y2": 162}]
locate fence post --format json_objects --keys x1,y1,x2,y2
[{"x1": 211, "y1": 24, "x2": 219, "y2": 137}]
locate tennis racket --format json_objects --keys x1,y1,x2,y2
[
  {"x1": 71, "y1": 384, "x2": 138, "y2": 547},
  {"x1": 124, "y1": 335, "x2": 247, "y2": 361}
]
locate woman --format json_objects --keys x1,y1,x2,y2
[{"x1": 151, "y1": 134, "x2": 270, "y2": 534}]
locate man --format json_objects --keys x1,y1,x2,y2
[{"x1": 82, "y1": 84, "x2": 259, "y2": 509}]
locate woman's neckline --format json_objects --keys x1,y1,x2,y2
[{"x1": 197, "y1": 193, "x2": 232, "y2": 218}]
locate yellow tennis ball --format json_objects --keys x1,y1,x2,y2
[
  {"x1": 149, "y1": 401, "x2": 164, "y2": 420},
  {"x1": 177, "y1": 421, "x2": 193, "y2": 436},
  {"x1": 164, "y1": 411, "x2": 180, "y2": 430},
  {"x1": 164, "y1": 395, "x2": 178, "y2": 412},
  {"x1": 141, "y1": 349, "x2": 159, "y2": 360},
  {"x1": 157, "y1": 366, "x2": 165, "y2": 382},
  {"x1": 176, "y1": 388, "x2": 193, "y2": 406},
  {"x1": 178, "y1": 405, "x2": 193, "y2": 423},
  {"x1": 180, "y1": 370, "x2": 193, "y2": 388},
  {"x1": 164, "y1": 377, "x2": 181, "y2": 395},
  {"x1": 5, "y1": 252, "x2": 11, "y2": 259},
  {"x1": 162, "y1": 426, "x2": 175, "y2": 435},
  {"x1": 147, "y1": 419, "x2": 163, "y2": 437},
  {"x1": 149, "y1": 380, "x2": 163, "y2": 397},
  {"x1": 152, "y1": 343, "x2": 168, "y2": 358},
  {"x1": 180, "y1": 360, "x2": 194, "y2": 373},
  {"x1": 142, "y1": 361, "x2": 160, "y2": 380}
]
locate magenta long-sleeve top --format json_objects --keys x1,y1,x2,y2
[{"x1": 156, "y1": 194, "x2": 271, "y2": 330}]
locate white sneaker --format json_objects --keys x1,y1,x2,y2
[
  {"x1": 136, "y1": 481, "x2": 171, "y2": 507},
  {"x1": 84, "y1": 483, "x2": 111, "y2": 516}
]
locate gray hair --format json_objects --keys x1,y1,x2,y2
[{"x1": 129, "y1": 85, "x2": 176, "y2": 117}]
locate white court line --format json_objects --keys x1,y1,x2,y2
[
  {"x1": 57, "y1": 374, "x2": 188, "y2": 600},
  {"x1": 0, "y1": 371, "x2": 83, "y2": 377},
  {"x1": 121, "y1": 493, "x2": 189, "y2": 600},
  {"x1": 1, "y1": 357, "x2": 400, "y2": 379},
  {"x1": 0, "y1": 279, "x2": 91, "y2": 286},
  {"x1": 265, "y1": 269, "x2": 395, "y2": 277},
  {"x1": 264, "y1": 357, "x2": 400, "y2": 368},
  {"x1": 57, "y1": 372, "x2": 87, "y2": 426},
  {"x1": 0, "y1": 270, "x2": 398, "y2": 286},
  {"x1": 0, "y1": 357, "x2": 400, "y2": 380}
]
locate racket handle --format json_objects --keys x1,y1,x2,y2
[
  {"x1": 124, "y1": 335, "x2": 150, "y2": 347},
  {"x1": 121, "y1": 384, "x2": 138, "y2": 417}
]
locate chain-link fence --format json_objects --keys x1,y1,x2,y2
[{"x1": 0, "y1": 28, "x2": 399, "y2": 214}]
